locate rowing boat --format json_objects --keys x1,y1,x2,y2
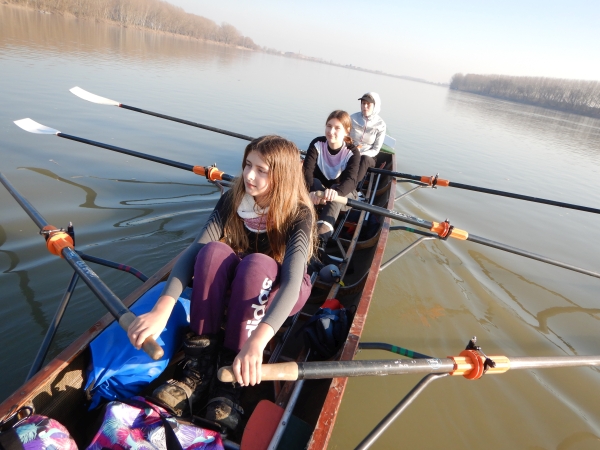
[
  {"x1": 0, "y1": 126, "x2": 397, "y2": 448},
  {"x1": 4, "y1": 88, "x2": 600, "y2": 450}
]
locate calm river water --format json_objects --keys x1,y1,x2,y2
[{"x1": 2, "y1": 5, "x2": 600, "y2": 449}]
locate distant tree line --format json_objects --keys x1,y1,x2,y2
[
  {"x1": 450, "y1": 73, "x2": 600, "y2": 118},
  {"x1": 7, "y1": 0, "x2": 259, "y2": 49}
]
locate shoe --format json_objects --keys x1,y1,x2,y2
[
  {"x1": 152, "y1": 332, "x2": 218, "y2": 416},
  {"x1": 206, "y1": 348, "x2": 244, "y2": 433}
]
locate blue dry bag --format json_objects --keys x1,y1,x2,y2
[{"x1": 85, "y1": 282, "x2": 191, "y2": 409}]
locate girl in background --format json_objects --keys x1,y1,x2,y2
[{"x1": 303, "y1": 110, "x2": 360, "y2": 245}]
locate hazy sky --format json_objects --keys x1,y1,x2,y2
[{"x1": 164, "y1": 0, "x2": 600, "y2": 84}]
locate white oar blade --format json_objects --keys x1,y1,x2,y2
[
  {"x1": 14, "y1": 118, "x2": 60, "y2": 135},
  {"x1": 70, "y1": 86, "x2": 120, "y2": 106}
]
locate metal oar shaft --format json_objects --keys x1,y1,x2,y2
[
  {"x1": 341, "y1": 197, "x2": 600, "y2": 279},
  {"x1": 57, "y1": 133, "x2": 195, "y2": 172},
  {"x1": 369, "y1": 167, "x2": 600, "y2": 215},
  {"x1": 219, "y1": 355, "x2": 600, "y2": 382},
  {"x1": 466, "y1": 234, "x2": 600, "y2": 279},
  {"x1": 508, "y1": 355, "x2": 600, "y2": 370},
  {"x1": 60, "y1": 247, "x2": 127, "y2": 318},
  {"x1": 369, "y1": 168, "x2": 421, "y2": 183},
  {"x1": 56, "y1": 132, "x2": 236, "y2": 182},
  {"x1": 0, "y1": 173, "x2": 163, "y2": 360},
  {"x1": 119, "y1": 104, "x2": 255, "y2": 141},
  {"x1": 1, "y1": 173, "x2": 48, "y2": 229},
  {"x1": 297, "y1": 359, "x2": 455, "y2": 378},
  {"x1": 449, "y1": 181, "x2": 600, "y2": 214},
  {"x1": 346, "y1": 198, "x2": 432, "y2": 229}
]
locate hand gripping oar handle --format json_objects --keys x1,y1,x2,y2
[
  {"x1": 218, "y1": 354, "x2": 600, "y2": 382},
  {"x1": 368, "y1": 167, "x2": 600, "y2": 215},
  {"x1": 0, "y1": 173, "x2": 164, "y2": 360},
  {"x1": 315, "y1": 191, "x2": 600, "y2": 279}
]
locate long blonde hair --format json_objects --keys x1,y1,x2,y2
[{"x1": 223, "y1": 135, "x2": 316, "y2": 263}]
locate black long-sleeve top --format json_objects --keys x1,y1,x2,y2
[
  {"x1": 303, "y1": 136, "x2": 360, "y2": 197},
  {"x1": 161, "y1": 190, "x2": 312, "y2": 333}
]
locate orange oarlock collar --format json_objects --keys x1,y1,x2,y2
[
  {"x1": 420, "y1": 175, "x2": 449, "y2": 187},
  {"x1": 430, "y1": 220, "x2": 469, "y2": 240},
  {"x1": 449, "y1": 350, "x2": 510, "y2": 379},
  {"x1": 192, "y1": 165, "x2": 225, "y2": 182},
  {"x1": 42, "y1": 225, "x2": 74, "y2": 258}
]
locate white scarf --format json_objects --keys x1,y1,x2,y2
[{"x1": 237, "y1": 193, "x2": 269, "y2": 233}]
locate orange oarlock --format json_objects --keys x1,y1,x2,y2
[
  {"x1": 192, "y1": 165, "x2": 207, "y2": 177},
  {"x1": 449, "y1": 350, "x2": 510, "y2": 379},
  {"x1": 420, "y1": 175, "x2": 449, "y2": 187},
  {"x1": 430, "y1": 220, "x2": 469, "y2": 240},
  {"x1": 42, "y1": 225, "x2": 74, "y2": 258},
  {"x1": 192, "y1": 165, "x2": 225, "y2": 182}
]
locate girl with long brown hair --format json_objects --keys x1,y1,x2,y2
[{"x1": 127, "y1": 135, "x2": 316, "y2": 432}]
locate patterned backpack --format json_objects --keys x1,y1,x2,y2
[{"x1": 0, "y1": 407, "x2": 77, "y2": 450}]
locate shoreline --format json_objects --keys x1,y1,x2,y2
[
  {"x1": 2, "y1": 2, "x2": 445, "y2": 87},
  {"x1": 451, "y1": 87, "x2": 600, "y2": 120},
  {"x1": 0, "y1": 3, "x2": 255, "y2": 52}
]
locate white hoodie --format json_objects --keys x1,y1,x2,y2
[{"x1": 349, "y1": 92, "x2": 387, "y2": 158}]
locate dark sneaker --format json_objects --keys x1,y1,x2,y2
[
  {"x1": 152, "y1": 333, "x2": 218, "y2": 416},
  {"x1": 206, "y1": 391, "x2": 244, "y2": 433},
  {"x1": 206, "y1": 349, "x2": 244, "y2": 432}
]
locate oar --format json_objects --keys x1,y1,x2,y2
[
  {"x1": 218, "y1": 354, "x2": 600, "y2": 382},
  {"x1": 73, "y1": 85, "x2": 593, "y2": 218},
  {"x1": 0, "y1": 173, "x2": 164, "y2": 360},
  {"x1": 69, "y1": 87, "x2": 254, "y2": 142},
  {"x1": 13, "y1": 119, "x2": 235, "y2": 182},
  {"x1": 69, "y1": 87, "x2": 317, "y2": 156},
  {"x1": 16, "y1": 117, "x2": 598, "y2": 280},
  {"x1": 70, "y1": 85, "x2": 597, "y2": 216},
  {"x1": 316, "y1": 191, "x2": 600, "y2": 280},
  {"x1": 370, "y1": 167, "x2": 600, "y2": 215}
]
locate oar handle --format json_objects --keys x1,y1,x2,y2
[
  {"x1": 218, "y1": 362, "x2": 300, "y2": 382},
  {"x1": 313, "y1": 190, "x2": 348, "y2": 205},
  {"x1": 119, "y1": 312, "x2": 164, "y2": 360}
]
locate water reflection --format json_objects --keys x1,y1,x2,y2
[
  {"x1": 470, "y1": 250, "x2": 600, "y2": 355},
  {"x1": 555, "y1": 431, "x2": 600, "y2": 450},
  {"x1": 0, "y1": 224, "x2": 44, "y2": 330},
  {"x1": 24, "y1": 167, "x2": 218, "y2": 228},
  {"x1": 445, "y1": 90, "x2": 600, "y2": 160},
  {"x1": 0, "y1": 5, "x2": 250, "y2": 69}
]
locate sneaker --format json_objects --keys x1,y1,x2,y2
[
  {"x1": 206, "y1": 349, "x2": 244, "y2": 433},
  {"x1": 152, "y1": 333, "x2": 218, "y2": 416}
]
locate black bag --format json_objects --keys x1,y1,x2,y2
[{"x1": 301, "y1": 299, "x2": 353, "y2": 359}]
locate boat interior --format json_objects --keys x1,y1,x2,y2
[{"x1": 0, "y1": 150, "x2": 396, "y2": 449}]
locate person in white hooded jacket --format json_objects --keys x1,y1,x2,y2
[{"x1": 350, "y1": 92, "x2": 386, "y2": 182}]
